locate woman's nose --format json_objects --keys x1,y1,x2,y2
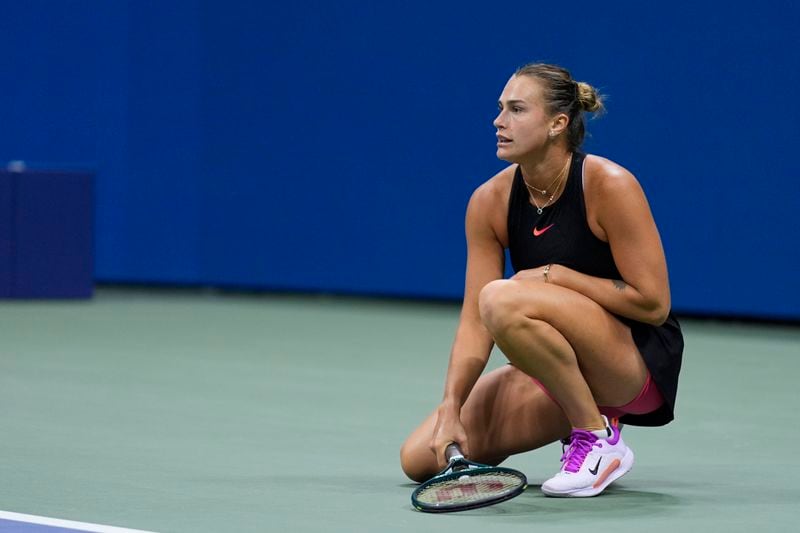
[{"x1": 493, "y1": 111, "x2": 505, "y2": 129}]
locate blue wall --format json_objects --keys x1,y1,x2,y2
[{"x1": 1, "y1": 1, "x2": 798, "y2": 319}]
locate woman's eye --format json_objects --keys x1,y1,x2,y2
[{"x1": 512, "y1": 107, "x2": 523, "y2": 113}]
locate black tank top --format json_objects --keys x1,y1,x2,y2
[
  {"x1": 508, "y1": 152, "x2": 619, "y2": 278},
  {"x1": 506, "y1": 152, "x2": 683, "y2": 427}
]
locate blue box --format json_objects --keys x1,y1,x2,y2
[{"x1": 0, "y1": 169, "x2": 93, "y2": 298}]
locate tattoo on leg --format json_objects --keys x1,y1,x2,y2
[{"x1": 612, "y1": 279, "x2": 627, "y2": 291}]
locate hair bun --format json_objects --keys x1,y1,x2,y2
[{"x1": 576, "y1": 81, "x2": 604, "y2": 113}]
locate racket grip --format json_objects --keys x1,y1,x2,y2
[{"x1": 445, "y1": 443, "x2": 465, "y2": 462}]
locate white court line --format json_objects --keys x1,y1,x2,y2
[{"x1": 0, "y1": 511, "x2": 158, "y2": 533}]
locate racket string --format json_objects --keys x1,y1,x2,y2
[{"x1": 415, "y1": 472, "x2": 524, "y2": 505}]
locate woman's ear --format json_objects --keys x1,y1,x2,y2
[{"x1": 549, "y1": 113, "x2": 570, "y2": 137}]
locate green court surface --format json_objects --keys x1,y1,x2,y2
[{"x1": 1, "y1": 288, "x2": 798, "y2": 532}]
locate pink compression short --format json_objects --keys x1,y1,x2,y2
[{"x1": 531, "y1": 373, "x2": 664, "y2": 419}]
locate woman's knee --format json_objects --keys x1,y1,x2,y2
[
  {"x1": 479, "y1": 280, "x2": 525, "y2": 333},
  {"x1": 400, "y1": 437, "x2": 437, "y2": 483},
  {"x1": 479, "y1": 279, "x2": 548, "y2": 336}
]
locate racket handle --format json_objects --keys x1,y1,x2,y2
[{"x1": 445, "y1": 443, "x2": 465, "y2": 462}]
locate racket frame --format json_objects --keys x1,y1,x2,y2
[{"x1": 411, "y1": 445, "x2": 527, "y2": 513}]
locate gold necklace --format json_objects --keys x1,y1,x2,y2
[
  {"x1": 526, "y1": 154, "x2": 572, "y2": 214},
  {"x1": 523, "y1": 164, "x2": 563, "y2": 195}
]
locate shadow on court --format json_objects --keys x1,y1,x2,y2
[{"x1": 393, "y1": 483, "x2": 680, "y2": 518}]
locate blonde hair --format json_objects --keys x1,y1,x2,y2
[{"x1": 514, "y1": 63, "x2": 605, "y2": 150}]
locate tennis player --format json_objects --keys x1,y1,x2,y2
[{"x1": 400, "y1": 63, "x2": 683, "y2": 497}]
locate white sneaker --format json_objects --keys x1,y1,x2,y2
[{"x1": 541, "y1": 416, "x2": 634, "y2": 497}]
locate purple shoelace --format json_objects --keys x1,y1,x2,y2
[{"x1": 560, "y1": 429, "x2": 599, "y2": 473}]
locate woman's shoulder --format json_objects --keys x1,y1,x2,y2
[
  {"x1": 583, "y1": 153, "x2": 642, "y2": 196},
  {"x1": 582, "y1": 153, "x2": 651, "y2": 240},
  {"x1": 470, "y1": 164, "x2": 517, "y2": 208},
  {"x1": 465, "y1": 165, "x2": 516, "y2": 245}
]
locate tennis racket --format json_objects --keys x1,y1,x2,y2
[{"x1": 411, "y1": 443, "x2": 527, "y2": 513}]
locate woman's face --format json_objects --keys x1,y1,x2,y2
[{"x1": 493, "y1": 76, "x2": 553, "y2": 162}]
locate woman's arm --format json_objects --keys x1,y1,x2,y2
[
  {"x1": 431, "y1": 183, "x2": 505, "y2": 463},
  {"x1": 539, "y1": 162, "x2": 670, "y2": 326}
]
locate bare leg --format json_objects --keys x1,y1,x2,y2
[
  {"x1": 400, "y1": 365, "x2": 569, "y2": 482},
  {"x1": 401, "y1": 280, "x2": 649, "y2": 483},
  {"x1": 478, "y1": 279, "x2": 648, "y2": 430}
]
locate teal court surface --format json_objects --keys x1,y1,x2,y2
[{"x1": 1, "y1": 288, "x2": 798, "y2": 532}]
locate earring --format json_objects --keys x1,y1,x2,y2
[{"x1": 549, "y1": 131, "x2": 556, "y2": 138}]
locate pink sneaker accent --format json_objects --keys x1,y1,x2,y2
[{"x1": 542, "y1": 416, "x2": 634, "y2": 498}]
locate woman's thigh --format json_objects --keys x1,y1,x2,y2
[
  {"x1": 480, "y1": 279, "x2": 649, "y2": 407},
  {"x1": 400, "y1": 365, "x2": 570, "y2": 482}
]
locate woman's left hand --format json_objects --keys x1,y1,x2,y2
[{"x1": 510, "y1": 264, "x2": 553, "y2": 283}]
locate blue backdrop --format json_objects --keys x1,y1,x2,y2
[{"x1": 1, "y1": 1, "x2": 798, "y2": 319}]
